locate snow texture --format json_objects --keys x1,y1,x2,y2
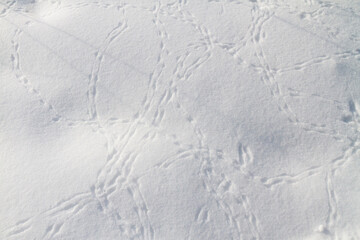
[{"x1": 0, "y1": 0, "x2": 360, "y2": 239}]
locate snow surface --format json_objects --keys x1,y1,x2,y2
[{"x1": 0, "y1": 0, "x2": 360, "y2": 239}]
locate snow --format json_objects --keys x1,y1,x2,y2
[{"x1": 0, "y1": 0, "x2": 360, "y2": 239}]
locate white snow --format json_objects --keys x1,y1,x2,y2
[{"x1": 0, "y1": 0, "x2": 360, "y2": 239}]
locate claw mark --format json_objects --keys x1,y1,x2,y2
[
  {"x1": 260, "y1": 166, "x2": 323, "y2": 189},
  {"x1": 236, "y1": 143, "x2": 254, "y2": 168},
  {"x1": 325, "y1": 171, "x2": 338, "y2": 238},
  {"x1": 195, "y1": 205, "x2": 210, "y2": 224}
]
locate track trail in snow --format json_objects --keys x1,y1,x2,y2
[{"x1": 1, "y1": 0, "x2": 360, "y2": 239}]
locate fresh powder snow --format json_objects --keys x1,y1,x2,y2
[{"x1": 0, "y1": 0, "x2": 360, "y2": 239}]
